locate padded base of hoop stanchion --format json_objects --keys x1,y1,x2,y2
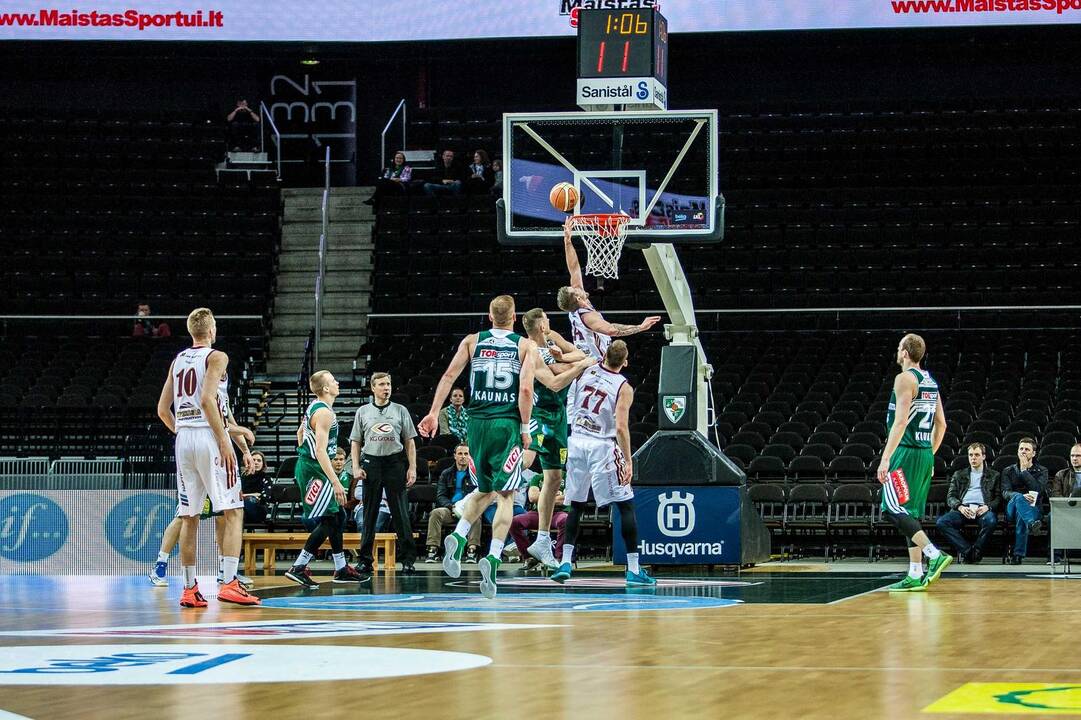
[{"x1": 495, "y1": 194, "x2": 726, "y2": 247}]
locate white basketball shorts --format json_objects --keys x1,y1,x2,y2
[
  {"x1": 174, "y1": 426, "x2": 242, "y2": 516},
  {"x1": 564, "y1": 434, "x2": 633, "y2": 508}
]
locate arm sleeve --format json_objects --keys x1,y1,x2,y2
[
  {"x1": 435, "y1": 470, "x2": 453, "y2": 507},
  {"x1": 945, "y1": 472, "x2": 963, "y2": 509}
]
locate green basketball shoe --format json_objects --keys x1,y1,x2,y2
[
  {"x1": 479, "y1": 554, "x2": 501, "y2": 600},
  {"x1": 922, "y1": 552, "x2": 953, "y2": 587},
  {"x1": 886, "y1": 575, "x2": 926, "y2": 592}
]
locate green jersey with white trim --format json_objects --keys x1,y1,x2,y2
[{"x1": 887, "y1": 368, "x2": 938, "y2": 449}]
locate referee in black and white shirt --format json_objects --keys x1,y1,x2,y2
[{"x1": 350, "y1": 372, "x2": 418, "y2": 575}]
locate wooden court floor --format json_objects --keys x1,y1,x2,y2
[{"x1": 1, "y1": 567, "x2": 1079, "y2": 719}]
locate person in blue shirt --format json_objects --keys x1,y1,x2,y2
[{"x1": 425, "y1": 444, "x2": 482, "y2": 562}]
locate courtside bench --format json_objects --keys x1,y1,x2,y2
[{"x1": 243, "y1": 532, "x2": 408, "y2": 575}]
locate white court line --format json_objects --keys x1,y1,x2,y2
[
  {"x1": 0, "y1": 710, "x2": 35, "y2": 720},
  {"x1": 826, "y1": 582, "x2": 896, "y2": 604},
  {"x1": 493, "y1": 662, "x2": 1081, "y2": 674}
]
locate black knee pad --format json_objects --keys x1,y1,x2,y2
[{"x1": 884, "y1": 510, "x2": 922, "y2": 540}]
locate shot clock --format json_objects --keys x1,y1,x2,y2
[{"x1": 575, "y1": 7, "x2": 668, "y2": 110}]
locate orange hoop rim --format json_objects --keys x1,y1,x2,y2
[{"x1": 568, "y1": 213, "x2": 630, "y2": 237}]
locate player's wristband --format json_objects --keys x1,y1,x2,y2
[{"x1": 521, "y1": 423, "x2": 530, "y2": 433}]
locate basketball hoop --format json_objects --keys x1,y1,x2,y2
[{"x1": 568, "y1": 213, "x2": 630, "y2": 279}]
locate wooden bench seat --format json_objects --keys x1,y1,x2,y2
[{"x1": 242, "y1": 531, "x2": 401, "y2": 575}]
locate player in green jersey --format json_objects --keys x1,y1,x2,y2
[
  {"x1": 519, "y1": 307, "x2": 595, "y2": 569},
  {"x1": 876, "y1": 333, "x2": 952, "y2": 592},
  {"x1": 419, "y1": 295, "x2": 537, "y2": 600},
  {"x1": 285, "y1": 370, "x2": 363, "y2": 588}
]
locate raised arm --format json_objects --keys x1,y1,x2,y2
[
  {"x1": 581, "y1": 310, "x2": 662, "y2": 338},
  {"x1": 533, "y1": 352, "x2": 596, "y2": 392},
  {"x1": 419, "y1": 335, "x2": 475, "y2": 437},
  {"x1": 564, "y1": 218, "x2": 584, "y2": 290},
  {"x1": 545, "y1": 329, "x2": 586, "y2": 365},
  {"x1": 156, "y1": 360, "x2": 177, "y2": 434},
  {"x1": 876, "y1": 371, "x2": 917, "y2": 483}
]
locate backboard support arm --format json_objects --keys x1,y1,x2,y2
[{"x1": 640, "y1": 242, "x2": 713, "y2": 437}]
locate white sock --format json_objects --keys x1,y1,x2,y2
[
  {"x1": 909, "y1": 561, "x2": 923, "y2": 578},
  {"x1": 221, "y1": 556, "x2": 239, "y2": 584},
  {"x1": 295, "y1": 549, "x2": 314, "y2": 568},
  {"x1": 332, "y1": 552, "x2": 346, "y2": 571},
  {"x1": 454, "y1": 519, "x2": 472, "y2": 537},
  {"x1": 536, "y1": 530, "x2": 550, "y2": 541},
  {"x1": 217, "y1": 555, "x2": 224, "y2": 580},
  {"x1": 923, "y1": 544, "x2": 941, "y2": 560},
  {"x1": 489, "y1": 538, "x2": 505, "y2": 559},
  {"x1": 562, "y1": 544, "x2": 575, "y2": 566},
  {"x1": 156, "y1": 551, "x2": 169, "y2": 564},
  {"x1": 183, "y1": 565, "x2": 197, "y2": 588},
  {"x1": 627, "y1": 553, "x2": 640, "y2": 575}
]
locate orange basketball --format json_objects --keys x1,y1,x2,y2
[{"x1": 549, "y1": 182, "x2": 579, "y2": 213}]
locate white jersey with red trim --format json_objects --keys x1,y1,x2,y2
[
  {"x1": 172, "y1": 346, "x2": 227, "y2": 429},
  {"x1": 568, "y1": 306, "x2": 611, "y2": 361},
  {"x1": 570, "y1": 364, "x2": 626, "y2": 440}
]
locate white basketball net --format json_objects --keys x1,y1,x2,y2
[{"x1": 568, "y1": 214, "x2": 630, "y2": 279}]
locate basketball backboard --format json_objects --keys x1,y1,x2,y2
[{"x1": 497, "y1": 109, "x2": 722, "y2": 246}]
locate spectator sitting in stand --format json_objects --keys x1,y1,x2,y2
[
  {"x1": 464, "y1": 149, "x2": 494, "y2": 194},
  {"x1": 422, "y1": 149, "x2": 464, "y2": 196},
  {"x1": 510, "y1": 471, "x2": 569, "y2": 571},
  {"x1": 424, "y1": 443, "x2": 482, "y2": 563},
  {"x1": 490, "y1": 157, "x2": 503, "y2": 197},
  {"x1": 1001, "y1": 437, "x2": 1049, "y2": 565},
  {"x1": 935, "y1": 442, "x2": 1001, "y2": 564},
  {"x1": 132, "y1": 304, "x2": 171, "y2": 338},
  {"x1": 241, "y1": 450, "x2": 274, "y2": 526},
  {"x1": 226, "y1": 97, "x2": 261, "y2": 151},
  {"x1": 365, "y1": 150, "x2": 413, "y2": 205},
  {"x1": 437, "y1": 387, "x2": 469, "y2": 442}
]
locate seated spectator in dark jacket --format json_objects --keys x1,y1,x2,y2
[
  {"x1": 132, "y1": 304, "x2": 171, "y2": 339},
  {"x1": 424, "y1": 443, "x2": 482, "y2": 562},
  {"x1": 490, "y1": 157, "x2": 503, "y2": 197},
  {"x1": 1001, "y1": 437, "x2": 1049, "y2": 564},
  {"x1": 422, "y1": 149, "x2": 464, "y2": 196},
  {"x1": 241, "y1": 450, "x2": 273, "y2": 525},
  {"x1": 935, "y1": 443, "x2": 1001, "y2": 563},
  {"x1": 464, "y1": 149, "x2": 494, "y2": 194},
  {"x1": 367, "y1": 150, "x2": 413, "y2": 204}
]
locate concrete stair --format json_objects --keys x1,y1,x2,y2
[{"x1": 267, "y1": 186, "x2": 373, "y2": 377}]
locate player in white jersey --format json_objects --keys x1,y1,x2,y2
[
  {"x1": 556, "y1": 217, "x2": 662, "y2": 360},
  {"x1": 157, "y1": 308, "x2": 259, "y2": 607},
  {"x1": 551, "y1": 340, "x2": 655, "y2": 587},
  {"x1": 555, "y1": 217, "x2": 661, "y2": 423}
]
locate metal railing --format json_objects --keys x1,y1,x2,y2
[
  {"x1": 313, "y1": 145, "x2": 331, "y2": 364},
  {"x1": 1, "y1": 456, "x2": 123, "y2": 489},
  {"x1": 259, "y1": 100, "x2": 283, "y2": 179},
  {"x1": 380, "y1": 98, "x2": 407, "y2": 171}
]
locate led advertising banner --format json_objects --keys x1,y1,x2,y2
[
  {"x1": 0, "y1": 0, "x2": 1079, "y2": 41},
  {"x1": 0, "y1": 490, "x2": 217, "y2": 575}
]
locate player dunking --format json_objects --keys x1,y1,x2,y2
[
  {"x1": 284, "y1": 371, "x2": 364, "y2": 588},
  {"x1": 877, "y1": 333, "x2": 953, "y2": 591},
  {"x1": 419, "y1": 295, "x2": 536, "y2": 600},
  {"x1": 519, "y1": 307, "x2": 595, "y2": 570},
  {"x1": 552, "y1": 340, "x2": 655, "y2": 586},
  {"x1": 156, "y1": 308, "x2": 260, "y2": 607},
  {"x1": 556, "y1": 217, "x2": 661, "y2": 361}
]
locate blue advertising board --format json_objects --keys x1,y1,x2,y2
[{"x1": 613, "y1": 486, "x2": 743, "y2": 565}]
